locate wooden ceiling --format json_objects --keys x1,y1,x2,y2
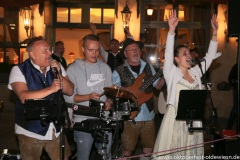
[
  {"x1": 174, "y1": 0, "x2": 228, "y2": 3},
  {"x1": 0, "y1": 0, "x2": 228, "y2": 8},
  {"x1": 0, "y1": 0, "x2": 47, "y2": 8}
]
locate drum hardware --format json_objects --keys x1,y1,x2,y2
[
  {"x1": 74, "y1": 120, "x2": 111, "y2": 160},
  {"x1": 103, "y1": 86, "x2": 137, "y2": 100},
  {"x1": 73, "y1": 105, "x2": 104, "y2": 118},
  {"x1": 111, "y1": 100, "x2": 135, "y2": 121},
  {"x1": 93, "y1": 130, "x2": 109, "y2": 160},
  {"x1": 72, "y1": 92, "x2": 137, "y2": 159},
  {"x1": 73, "y1": 119, "x2": 123, "y2": 131},
  {"x1": 73, "y1": 99, "x2": 134, "y2": 123},
  {"x1": 0, "y1": 149, "x2": 21, "y2": 160},
  {"x1": 89, "y1": 98, "x2": 105, "y2": 109},
  {"x1": 73, "y1": 119, "x2": 123, "y2": 160}
]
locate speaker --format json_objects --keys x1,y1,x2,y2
[
  {"x1": 215, "y1": 135, "x2": 240, "y2": 156},
  {"x1": 225, "y1": 139, "x2": 240, "y2": 156},
  {"x1": 228, "y1": 0, "x2": 240, "y2": 36}
]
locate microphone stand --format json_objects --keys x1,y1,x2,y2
[
  {"x1": 196, "y1": 59, "x2": 220, "y2": 155},
  {"x1": 54, "y1": 69, "x2": 66, "y2": 160},
  {"x1": 112, "y1": 97, "x2": 121, "y2": 159}
]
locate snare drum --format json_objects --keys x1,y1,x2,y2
[
  {"x1": 118, "y1": 102, "x2": 131, "y2": 112},
  {"x1": 111, "y1": 101, "x2": 132, "y2": 121},
  {"x1": 72, "y1": 105, "x2": 101, "y2": 123},
  {"x1": 72, "y1": 104, "x2": 112, "y2": 123}
]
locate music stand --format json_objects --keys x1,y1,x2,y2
[
  {"x1": 24, "y1": 97, "x2": 68, "y2": 160},
  {"x1": 24, "y1": 99, "x2": 56, "y2": 125},
  {"x1": 176, "y1": 90, "x2": 207, "y2": 133}
]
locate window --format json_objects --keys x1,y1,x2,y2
[
  {"x1": 141, "y1": 2, "x2": 211, "y2": 67},
  {"x1": 70, "y1": 8, "x2": 82, "y2": 23},
  {"x1": 56, "y1": 7, "x2": 114, "y2": 24},
  {"x1": 144, "y1": 4, "x2": 173, "y2": 22},
  {"x1": 57, "y1": 7, "x2": 68, "y2": 22},
  {"x1": 103, "y1": 9, "x2": 114, "y2": 24},
  {"x1": 178, "y1": 4, "x2": 210, "y2": 22},
  {"x1": 90, "y1": 8, "x2": 101, "y2": 23},
  {"x1": 57, "y1": 7, "x2": 82, "y2": 23}
]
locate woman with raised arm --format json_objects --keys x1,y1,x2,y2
[{"x1": 153, "y1": 10, "x2": 220, "y2": 159}]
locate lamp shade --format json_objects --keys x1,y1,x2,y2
[
  {"x1": 147, "y1": 8, "x2": 153, "y2": 16},
  {"x1": 69, "y1": 52, "x2": 75, "y2": 56},
  {"x1": 21, "y1": 7, "x2": 32, "y2": 28},
  {"x1": 21, "y1": 7, "x2": 33, "y2": 38},
  {"x1": 121, "y1": 1, "x2": 131, "y2": 28}
]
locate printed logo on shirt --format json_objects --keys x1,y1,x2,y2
[{"x1": 87, "y1": 73, "x2": 105, "y2": 87}]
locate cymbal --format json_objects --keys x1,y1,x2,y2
[{"x1": 103, "y1": 86, "x2": 136, "y2": 100}]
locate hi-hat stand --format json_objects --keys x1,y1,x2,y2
[
  {"x1": 111, "y1": 97, "x2": 122, "y2": 159},
  {"x1": 92, "y1": 130, "x2": 109, "y2": 160}
]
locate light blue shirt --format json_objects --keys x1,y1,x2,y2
[{"x1": 112, "y1": 59, "x2": 158, "y2": 121}]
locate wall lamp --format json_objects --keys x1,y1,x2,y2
[
  {"x1": 21, "y1": 7, "x2": 34, "y2": 38},
  {"x1": 121, "y1": 0, "x2": 131, "y2": 29},
  {"x1": 69, "y1": 52, "x2": 75, "y2": 63},
  {"x1": 147, "y1": 5, "x2": 153, "y2": 16}
]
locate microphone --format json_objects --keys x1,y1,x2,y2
[
  {"x1": 50, "y1": 58, "x2": 60, "y2": 78},
  {"x1": 53, "y1": 67, "x2": 60, "y2": 79},
  {"x1": 190, "y1": 58, "x2": 205, "y2": 65}
]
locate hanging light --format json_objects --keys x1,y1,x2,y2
[
  {"x1": 121, "y1": 0, "x2": 131, "y2": 29},
  {"x1": 147, "y1": 5, "x2": 153, "y2": 16},
  {"x1": 147, "y1": 8, "x2": 153, "y2": 16},
  {"x1": 21, "y1": 7, "x2": 34, "y2": 38}
]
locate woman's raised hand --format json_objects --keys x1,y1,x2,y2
[
  {"x1": 211, "y1": 14, "x2": 218, "y2": 32},
  {"x1": 167, "y1": 9, "x2": 178, "y2": 34}
]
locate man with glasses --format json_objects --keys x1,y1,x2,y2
[{"x1": 112, "y1": 38, "x2": 164, "y2": 160}]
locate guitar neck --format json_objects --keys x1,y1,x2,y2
[{"x1": 140, "y1": 70, "x2": 163, "y2": 91}]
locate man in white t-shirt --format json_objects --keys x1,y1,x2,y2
[{"x1": 8, "y1": 36, "x2": 74, "y2": 160}]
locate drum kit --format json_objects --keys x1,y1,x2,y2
[
  {"x1": 72, "y1": 86, "x2": 138, "y2": 159},
  {"x1": 73, "y1": 86, "x2": 137, "y2": 124}
]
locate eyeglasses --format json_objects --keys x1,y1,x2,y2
[{"x1": 125, "y1": 48, "x2": 140, "y2": 52}]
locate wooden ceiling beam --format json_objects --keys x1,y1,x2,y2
[{"x1": 0, "y1": 0, "x2": 47, "y2": 8}]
